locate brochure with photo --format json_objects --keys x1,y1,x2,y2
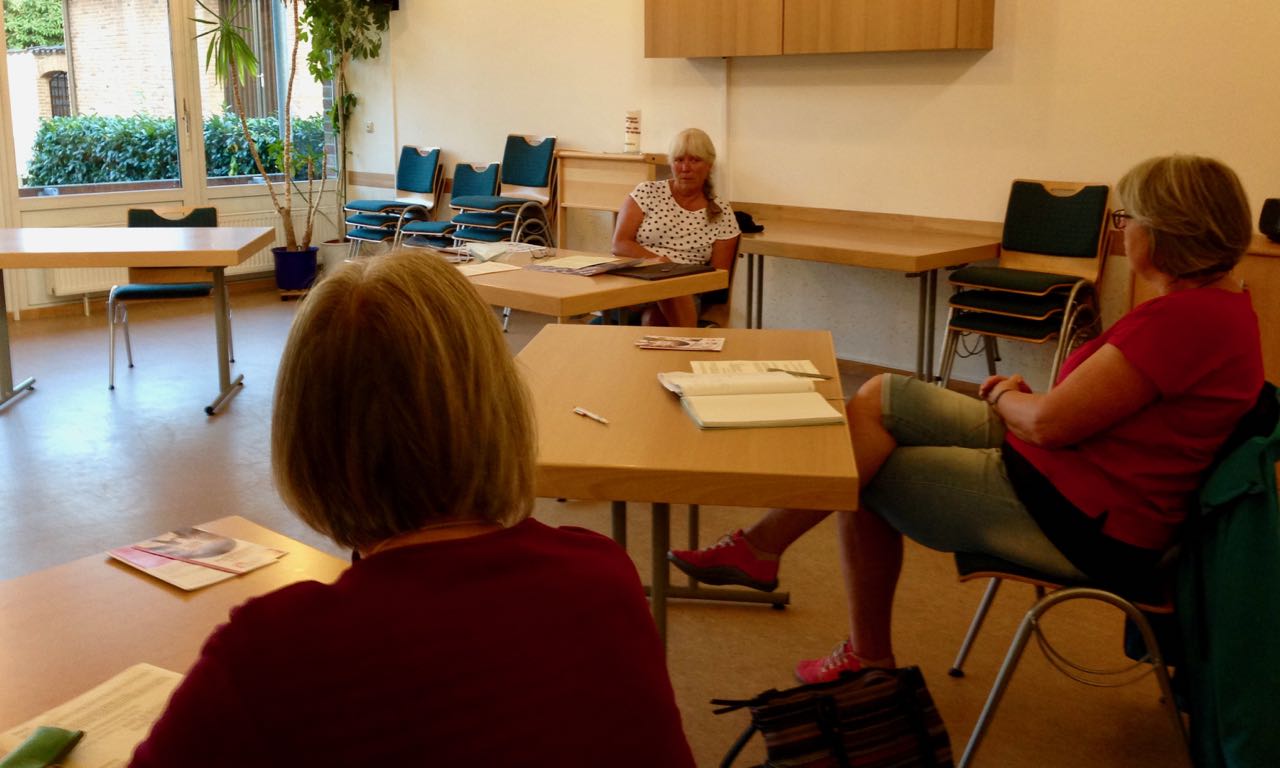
[{"x1": 635, "y1": 335, "x2": 725, "y2": 352}]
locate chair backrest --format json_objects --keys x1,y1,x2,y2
[
  {"x1": 127, "y1": 207, "x2": 217, "y2": 228},
  {"x1": 999, "y1": 180, "x2": 1111, "y2": 282},
  {"x1": 125, "y1": 207, "x2": 218, "y2": 283},
  {"x1": 451, "y1": 162, "x2": 501, "y2": 200},
  {"x1": 498, "y1": 135, "x2": 556, "y2": 205},
  {"x1": 395, "y1": 146, "x2": 442, "y2": 197}
]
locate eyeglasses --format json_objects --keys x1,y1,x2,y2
[{"x1": 1111, "y1": 209, "x2": 1134, "y2": 230}]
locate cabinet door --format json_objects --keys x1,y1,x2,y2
[
  {"x1": 784, "y1": 0, "x2": 990, "y2": 54},
  {"x1": 645, "y1": 0, "x2": 784, "y2": 58}
]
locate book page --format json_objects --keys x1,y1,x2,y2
[
  {"x1": 0, "y1": 663, "x2": 182, "y2": 767},
  {"x1": 534, "y1": 254, "x2": 618, "y2": 270},
  {"x1": 682, "y1": 392, "x2": 845, "y2": 429},
  {"x1": 658, "y1": 371, "x2": 813, "y2": 397},
  {"x1": 457, "y1": 261, "x2": 522, "y2": 277},
  {"x1": 690, "y1": 359, "x2": 822, "y2": 375}
]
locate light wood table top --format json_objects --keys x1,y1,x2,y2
[
  {"x1": 465, "y1": 249, "x2": 727, "y2": 320},
  {"x1": 0, "y1": 516, "x2": 348, "y2": 729},
  {"x1": 0, "y1": 226, "x2": 276, "y2": 269},
  {"x1": 518, "y1": 324, "x2": 858, "y2": 511},
  {"x1": 741, "y1": 218, "x2": 999, "y2": 273}
]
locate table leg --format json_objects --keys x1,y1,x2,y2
[
  {"x1": 0, "y1": 269, "x2": 37, "y2": 410},
  {"x1": 914, "y1": 272, "x2": 927, "y2": 379},
  {"x1": 744, "y1": 252, "x2": 756, "y2": 329},
  {"x1": 205, "y1": 267, "x2": 244, "y2": 415},
  {"x1": 925, "y1": 269, "x2": 938, "y2": 383},
  {"x1": 753, "y1": 254, "x2": 766, "y2": 329},
  {"x1": 611, "y1": 501, "x2": 627, "y2": 549},
  {"x1": 651, "y1": 501, "x2": 670, "y2": 649}
]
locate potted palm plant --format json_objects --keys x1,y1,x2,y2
[{"x1": 196, "y1": 0, "x2": 326, "y2": 292}]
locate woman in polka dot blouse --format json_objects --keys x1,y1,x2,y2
[{"x1": 612, "y1": 127, "x2": 740, "y2": 327}]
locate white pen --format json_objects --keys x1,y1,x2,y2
[{"x1": 573, "y1": 407, "x2": 609, "y2": 425}]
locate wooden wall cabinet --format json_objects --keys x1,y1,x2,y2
[
  {"x1": 645, "y1": 0, "x2": 993, "y2": 58},
  {"x1": 644, "y1": 0, "x2": 783, "y2": 58}
]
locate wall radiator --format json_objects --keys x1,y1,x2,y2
[{"x1": 49, "y1": 211, "x2": 294, "y2": 297}]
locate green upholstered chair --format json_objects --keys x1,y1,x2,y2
[
  {"x1": 938, "y1": 180, "x2": 1112, "y2": 387},
  {"x1": 109, "y1": 207, "x2": 223, "y2": 389},
  {"x1": 449, "y1": 135, "x2": 557, "y2": 247},
  {"x1": 343, "y1": 145, "x2": 443, "y2": 257},
  {"x1": 397, "y1": 162, "x2": 501, "y2": 251}
]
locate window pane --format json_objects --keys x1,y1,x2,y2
[
  {"x1": 195, "y1": 0, "x2": 335, "y2": 188},
  {"x1": 6, "y1": 0, "x2": 183, "y2": 197}
]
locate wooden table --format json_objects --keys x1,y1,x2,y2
[
  {"x1": 0, "y1": 516, "x2": 347, "y2": 730},
  {"x1": 517, "y1": 324, "x2": 859, "y2": 646},
  {"x1": 0, "y1": 226, "x2": 275, "y2": 413},
  {"x1": 554, "y1": 151, "x2": 669, "y2": 249},
  {"x1": 465, "y1": 248, "x2": 726, "y2": 322},
  {"x1": 734, "y1": 206, "x2": 1001, "y2": 380}
]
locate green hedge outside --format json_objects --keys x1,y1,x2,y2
[{"x1": 22, "y1": 112, "x2": 327, "y2": 187}]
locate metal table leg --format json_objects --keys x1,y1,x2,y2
[
  {"x1": 611, "y1": 501, "x2": 627, "y2": 549},
  {"x1": 744, "y1": 252, "x2": 756, "y2": 329},
  {"x1": 925, "y1": 269, "x2": 938, "y2": 382},
  {"x1": 0, "y1": 269, "x2": 36, "y2": 410},
  {"x1": 913, "y1": 272, "x2": 927, "y2": 380},
  {"x1": 205, "y1": 267, "x2": 244, "y2": 415},
  {"x1": 651, "y1": 502, "x2": 670, "y2": 649},
  {"x1": 753, "y1": 254, "x2": 765, "y2": 329}
]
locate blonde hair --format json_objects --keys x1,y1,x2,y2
[
  {"x1": 1117, "y1": 154, "x2": 1253, "y2": 279},
  {"x1": 669, "y1": 127, "x2": 723, "y2": 220},
  {"x1": 271, "y1": 251, "x2": 535, "y2": 550}
]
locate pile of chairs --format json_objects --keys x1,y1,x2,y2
[{"x1": 344, "y1": 135, "x2": 558, "y2": 258}]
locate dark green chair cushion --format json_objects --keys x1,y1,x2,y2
[
  {"x1": 393, "y1": 146, "x2": 440, "y2": 195},
  {"x1": 1002, "y1": 181, "x2": 1109, "y2": 257},
  {"x1": 499, "y1": 135, "x2": 556, "y2": 188},
  {"x1": 954, "y1": 552, "x2": 1168, "y2": 609},
  {"x1": 950, "y1": 289, "x2": 1069, "y2": 321},
  {"x1": 127, "y1": 207, "x2": 217, "y2": 228},
  {"x1": 344, "y1": 199, "x2": 415, "y2": 214},
  {"x1": 451, "y1": 162, "x2": 501, "y2": 199},
  {"x1": 949, "y1": 310, "x2": 1061, "y2": 343},
  {"x1": 111, "y1": 282, "x2": 212, "y2": 301},
  {"x1": 401, "y1": 220, "x2": 455, "y2": 236},
  {"x1": 344, "y1": 212, "x2": 399, "y2": 229},
  {"x1": 402, "y1": 234, "x2": 453, "y2": 250},
  {"x1": 452, "y1": 211, "x2": 516, "y2": 228},
  {"x1": 452, "y1": 227, "x2": 510, "y2": 243},
  {"x1": 449, "y1": 195, "x2": 535, "y2": 211},
  {"x1": 950, "y1": 265, "x2": 1082, "y2": 295},
  {"x1": 347, "y1": 227, "x2": 395, "y2": 243}
]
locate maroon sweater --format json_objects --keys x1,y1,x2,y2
[{"x1": 130, "y1": 519, "x2": 694, "y2": 767}]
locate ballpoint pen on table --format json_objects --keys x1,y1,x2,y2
[
  {"x1": 573, "y1": 407, "x2": 609, "y2": 425},
  {"x1": 768, "y1": 368, "x2": 833, "y2": 380}
]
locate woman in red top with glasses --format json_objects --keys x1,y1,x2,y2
[{"x1": 671, "y1": 155, "x2": 1263, "y2": 683}]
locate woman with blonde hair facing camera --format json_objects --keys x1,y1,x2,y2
[
  {"x1": 131, "y1": 252, "x2": 695, "y2": 767},
  {"x1": 613, "y1": 127, "x2": 740, "y2": 326},
  {"x1": 671, "y1": 154, "x2": 1263, "y2": 683}
]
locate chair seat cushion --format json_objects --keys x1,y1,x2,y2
[
  {"x1": 345, "y1": 212, "x2": 400, "y2": 229},
  {"x1": 402, "y1": 234, "x2": 453, "y2": 250},
  {"x1": 954, "y1": 551, "x2": 1170, "y2": 610},
  {"x1": 344, "y1": 197, "x2": 434, "y2": 214},
  {"x1": 451, "y1": 211, "x2": 515, "y2": 229},
  {"x1": 452, "y1": 227, "x2": 511, "y2": 243},
  {"x1": 111, "y1": 282, "x2": 212, "y2": 301},
  {"x1": 950, "y1": 289, "x2": 1067, "y2": 321},
  {"x1": 449, "y1": 195, "x2": 534, "y2": 211},
  {"x1": 950, "y1": 310, "x2": 1060, "y2": 343},
  {"x1": 401, "y1": 219, "x2": 455, "y2": 236},
  {"x1": 347, "y1": 227, "x2": 396, "y2": 243},
  {"x1": 950, "y1": 266, "x2": 1082, "y2": 295}
]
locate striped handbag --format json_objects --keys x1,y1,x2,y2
[{"x1": 712, "y1": 666, "x2": 953, "y2": 767}]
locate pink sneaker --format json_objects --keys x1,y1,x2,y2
[
  {"x1": 667, "y1": 530, "x2": 779, "y2": 592},
  {"x1": 794, "y1": 639, "x2": 865, "y2": 684}
]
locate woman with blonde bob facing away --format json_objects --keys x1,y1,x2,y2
[
  {"x1": 671, "y1": 155, "x2": 1264, "y2": 683},
  {"x1": 131, "y1": 253, "x2": 696, "y2": 767},
  {"x1": 613, "y1": 127, "x2": 740, "y2": 327}
]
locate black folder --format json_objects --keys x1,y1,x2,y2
[{"x1": 611, "y1": 263, "x2": 715, "y2": 281}]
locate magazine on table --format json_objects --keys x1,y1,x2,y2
[
  {"x1": 108, "y1": 527, "x2": 285, "y2": 590},
  {"x1": 524, "y1": 254, "x2": 641, "y2": 276},
  {"x1": 635, "y1": 335, "x2": 725, "y2": 351}
]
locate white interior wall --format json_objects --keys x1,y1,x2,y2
[{"x1": 354, "y1": 0, "x2": 1280, "y2": 386}]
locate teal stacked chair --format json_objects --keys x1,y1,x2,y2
[
  {"x1": 396, "y1": 162, "x2": 501, "y2": 251},
  {"x1": 109, "y1": 207, "x2": 223, "y2": 389},
  {"x1": 344, "y1": 145, "x2": 443, "y2": 257},
  {"x1": 938, "y1": 180, "x2": 1111, "y2": 387},
  {"x1": 449, "y1": 135, "x2": 557, "y2": 246}
]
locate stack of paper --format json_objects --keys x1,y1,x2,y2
[
  {"x1": 108, "y1": 527, "x2": 285, "y2": 591},
  {"x1": 524, "y1": 254, "x2": 640, "y2": 276},
  {"x1": 658, "y1": 369, "x2": 845, "y2": 429}
]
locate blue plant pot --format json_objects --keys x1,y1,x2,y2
[{"x1": 272, "y1": 246, "x2": 319, "y2": 292}]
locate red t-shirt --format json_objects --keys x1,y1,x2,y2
[
  {"x1": 130, "y1": 519, "x2": 695, "y2": 768},
  {"x1": 1007, "y1": 287, "x2": 1262, "y2": 549}
]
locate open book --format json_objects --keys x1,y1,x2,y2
[
  {"x1": 658, "y1": 370, "x2": 845, "y2": 429},
  {"x1": 108, "y1": 527, "x2": 285, "y2": 591}
]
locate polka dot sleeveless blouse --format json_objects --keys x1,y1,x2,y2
[{"x1": 630, "y1": 180, "x2": 740, "y2": 264}]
